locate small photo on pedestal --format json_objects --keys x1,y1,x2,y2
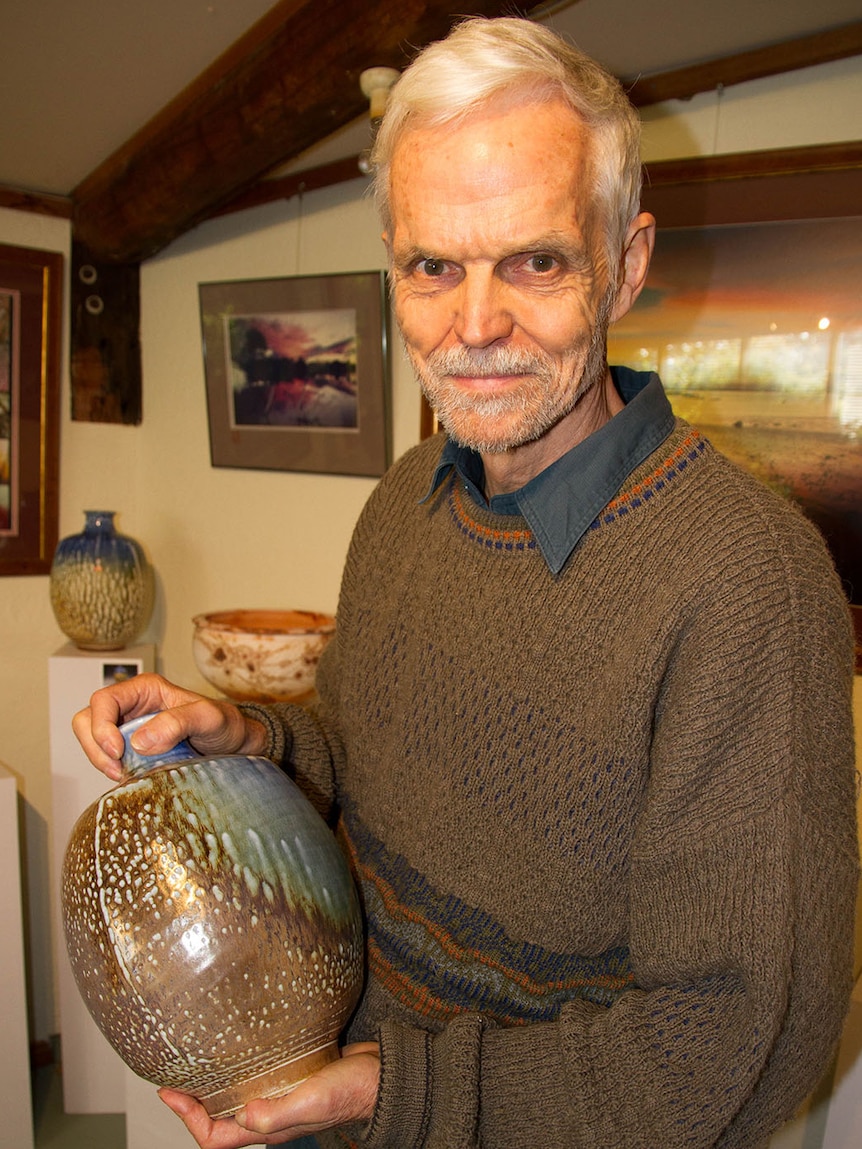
[{"x1": 102, "y1": 661, "x2": 143, "y2": 687}]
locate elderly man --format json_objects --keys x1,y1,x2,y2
[{"x1": 74, "y1": 16, "x2": 858, "y2": 1149}]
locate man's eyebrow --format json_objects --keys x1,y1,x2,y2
[
  {"x1": 390, "y1": 234, "x2": 594, "y2": 273},
  {"x1": 389, "y1": 244, "x2": 437, "y2": 272},
  {"x1": 391, "y1": 245, "x2": 427, "y2": 264},
  {"x1": 514, "y1": 234, "x2": 593, "y2": 269}
]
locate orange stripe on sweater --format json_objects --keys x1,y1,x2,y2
[
  {"x1": 450, "y1": 483, "x2": 534, "y2": 543},
  {"x1": 367, "y1": 936, "x2": 478, "y2": 1022},
  {"x1": 351, "y1": 848, "x2": 633, "y2": 998},
  {"x1": 605, "y1": 430, "x2": 703, "y2": 513}
]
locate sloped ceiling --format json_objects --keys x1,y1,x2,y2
[
  {"x1": 71, "y1": 0, "x2": 557, "y2": 262},
  {"x1": 2, "y1": 0, "x2": 861, "y2": 264}
]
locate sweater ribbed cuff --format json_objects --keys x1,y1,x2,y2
[
  {"x1": 363, "y1": 1023, "x2": 432, "y2": 1149},
  {"x1": 236, "y1": 702, "x2": 292, "y2": 767}
]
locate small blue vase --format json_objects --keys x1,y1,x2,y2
[{"x1": 49, "y1": 510, "x2": 155, "y2": 650}]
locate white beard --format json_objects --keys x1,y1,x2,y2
[{"x1": 406, "y1": 290, "x2": 615, "y2": 455}]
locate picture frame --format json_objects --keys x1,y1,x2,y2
[
  {"x1": 609, "y1": 142, "x2": 862, "y2": 667},
  {"x1": 0, "y1": 243, "x2": 63, "y2": 576},
  {"x1": 199, "y1": 270, "x2": 390, "y2": 478}
]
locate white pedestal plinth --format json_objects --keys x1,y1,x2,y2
[
  {"x1": 125, "y1": 1070, "x2": 199, "y2": 1149},
  {"x1": 49, "y1": 642, "x2": 155, "y2": 1116},
  {"x1": 822, "y1": 976, "x2": 862, "y2": 1149},
  {"x1": 0, "y1": 767, "x2": 35, "y2": 1148}
]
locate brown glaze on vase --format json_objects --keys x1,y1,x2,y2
[{"x1": 61, "y1": 715, "x2": 363, "y2": 1118}]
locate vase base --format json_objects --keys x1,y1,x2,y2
[
  {"x1": 198, "y1": 1041, "x2": 340, "y2": 1119},
  {"x1": 73, "y1": 640, "x2": 130, "y2": 652}
]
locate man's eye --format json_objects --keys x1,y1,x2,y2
[
  {"x1": 526, "y1": 253, "x2": 558, "y2": 273},
  {"x1": 417, "y1": 258, "x2": 447, "y2": 277}
]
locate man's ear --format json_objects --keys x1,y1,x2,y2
[{"x1": 610, "y1": 212, "x2": 656, "y2": 323}]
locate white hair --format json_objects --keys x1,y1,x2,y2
[{"x1": 372, "y1": 16, "x2": 643, "y2": 267}]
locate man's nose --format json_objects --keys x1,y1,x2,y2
[{"x1": 452, "y1": 269, "x2": 514, "y2": 347}]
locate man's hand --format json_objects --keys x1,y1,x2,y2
[
  {"x1": 72, "y1": 672, "x2": 269, "y2": 781},
  {"x1": 158, "y1": 1043, "x2": 380, "y2": 1147}
]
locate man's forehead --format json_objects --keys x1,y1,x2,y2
[
  {"x1": 390, "y1": 92, "x2": 587, "y2": 158},
  {"x1": 386, "y1": 100, "x2": 597, "y2": 251}
]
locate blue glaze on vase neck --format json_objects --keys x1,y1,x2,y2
[
  {"x1": 120, "y1": 713, "x2": 196, "y2": 778},
  {"x1": 83, "y1": 510, "x2": 116, "y2": 535}
]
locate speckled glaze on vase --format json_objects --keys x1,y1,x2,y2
[
  {"x1": 50, "y1": 511, "x2": 155, "y2": 650},
  {"x1": 61, "y1": 715, "x2": 364, "y2": 1119}
]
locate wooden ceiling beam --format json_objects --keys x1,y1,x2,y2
[
  {"x1": 626, "y1": 19, "x2": 862, "y2": 106},
  {"x1": 0, "y1": 186, "x2": 72, "y2": 220},
  {"x1": 66, "y1": 8, "x2": 862, "y2": 262},
  {"x1": 71, "y1": 0, "x2": 547, "y2": 264},
  {"x1": 208, "y1": 155, "x2": 371, "y2": 219},
  {"x1": 209, "y1": 20, "x2": 862, "y2": 222}
]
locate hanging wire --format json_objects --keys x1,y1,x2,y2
[
  {"x1": 712, "y1": 82, "x2": 725, "y2": 155},
  {"x1": 294, "y1": 186, "x2": 304, "y2": 274}
]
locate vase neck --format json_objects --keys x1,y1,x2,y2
[
  {"x1": 120, "y1": 713, "x2": 196, "y2": 778},
  {"x1": 83, "y1": 511, "x2": 116, "y2": 533}
]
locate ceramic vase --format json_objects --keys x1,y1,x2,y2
[
  {"x1": 192, "y1": 610, "x2": 336, "y2": 703},
  {"x1": 61, "y1": 716, "x2": 364, "y2": 1119},
  {"x1": 50, "y1": 511, "x2": 155, "y2": 650}
]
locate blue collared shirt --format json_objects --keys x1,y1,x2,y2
[{"x1": 420, "y1": 367, "x2": 675, "y2": 575}]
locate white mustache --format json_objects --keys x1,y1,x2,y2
[{"x1": 425, "y1": 347, "x2": 551, "y2": 378}]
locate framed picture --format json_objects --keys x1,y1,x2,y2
[
  {"x1": 0, "y1": 243, "x2": 63, "y2": 576},
  {"x1": 199, "y1": 270, "x2": 390, "y2": 478},
  {"x1": 608, "y1": 143, "x2": 862, "y2": 668}
]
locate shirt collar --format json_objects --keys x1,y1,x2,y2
[{"x1": 420, "y1": 368, "x2": 675, "y2": 574}]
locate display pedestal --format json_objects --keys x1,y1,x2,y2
[
  {"x1": 125, "y1": 1069, "x2": 198, "y2": 1149},
  {"x1": 0, "y1": 766, "x2": 35, "y2": 1148},
  {"x1": 49, "y1": 642, "x2": 155, "y2": 1116},
  {"x1": 821, "y1": 975, "x2": 862, "y2": 1148}
]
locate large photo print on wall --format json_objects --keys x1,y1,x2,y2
[
  {"x1": 608, "y1": 145, "x2": 862, "y2": 666},
  {"x1": 199, "y1": 270, "x2": 390, "y2": 478},
  {"x1": 608, "y1": 216, "x2": 862, "y2": 604}
]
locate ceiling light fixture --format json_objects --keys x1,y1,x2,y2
[{"x1": 358, "y1": 66, "x2": 400, "y2": 174}]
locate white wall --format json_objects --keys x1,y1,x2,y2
[
  {"x1": 0, "y1": 206, "x2": 73, "y2": 1045},
  {"x1": 134, "y1": 178, "x2": 420, "y2": 689},
  {"x1": 640, "y1": 56, "x2": 862, "y2": 160},
  {"x1": 0, "y1": 54, "x2": 859, "y2": 1048}
]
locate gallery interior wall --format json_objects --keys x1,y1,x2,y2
[{"x1": 0, "y1": 54, "x2": 859, "y2": 1047}]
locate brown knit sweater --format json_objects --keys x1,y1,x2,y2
[{"x1": 247, "y1": 420, "x2": 858, "y2": 1148}]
